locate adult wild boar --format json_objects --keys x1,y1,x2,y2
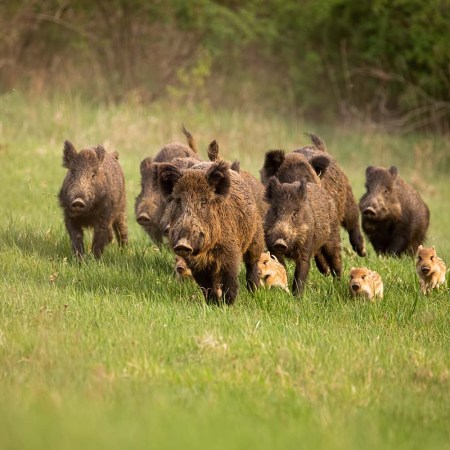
[
  {"x1": 359, "y1": 165, "x2": 430, "y2": 256},
  {"x1": 261, "y1": 134, "x2": 366, "y2": 257},
  {"x1": 58, "y1": 140, "x2": 128, "y2": 258},
  {"x1": 158, "y1": 160, "x2": 264, "y2": 304},
  {"x1": 264, "y1": 177, "x2": 342, "y2": 296},
  {"x1": 135, "y1": 127, "x2": 201, "y2": 244}
]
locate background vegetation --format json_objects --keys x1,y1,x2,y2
[{"x1": 1, "y1": 0, "x2": 449, "y2": 132}]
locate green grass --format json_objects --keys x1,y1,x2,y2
[{"x1": 0, "y1": 91, "x2": 449, "y2": 449}]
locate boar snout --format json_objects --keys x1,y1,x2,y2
[
  {"x1": 176, "y1": 264, "x2": 186, "y2": 274},
  {"x1": 421, "y1": 265, "x2": 430, "y2": 275},
  {"x1": 273, "y1": 238, "x2": 288, "y2": 253},
  {"x1": 70, "y1": 198, "x2": 86, "y2": 211},
  {"x1": 174, "y1": 238, "x2": 193, "y2": 257},
  {"x1": 351, "y1": 283, "x2": 360, "y2": 292},
  {"x1": 362, "y1": 206, "x2": 376, "y2": 217},
  {"x1": 136, "y1": 212, "x2": 151, "y2": 225}
]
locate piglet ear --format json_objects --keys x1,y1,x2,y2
[
  {"x1": 206, "y1": 160, "x2": 231, "y2": 197},
  {"x1": 208, "y1": 140, "x2": 220, "y2": 162},
  {"x1": 389, "y1": 166, "x2": 398, "y2": 178},
  {"x1": 265, "y1": 176, "x2": 281, "y2": 202},
  {"x1": 310, "y1": 155, "x2": 330, "y2": 178},
  {"x1": 95, "y1": 145, "x2": 106, "y2": 163},
  {"x1": 158, "y1": 163, "x2": 182, "y2": 198},
  {"x1": 63, "y1": 140, "x2": 77, "y2": 168},
  {"x1": 261, "y1": 150, "x2": 285, "y2": 184}
]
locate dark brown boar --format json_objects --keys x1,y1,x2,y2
[
  {"x1": 207, "y1": 140, "x2": 268, "y2": 219},
  {"x1": 158, "y1": 160, "x2": 264, "y2": 305},
  {"x1": 260, "y1": 134, "x2": 366, "y2": 257},
  {"x1": 58, "y1": 140, "x2": 128, "y2": 258},
  {"x1": 135, "y1": 128, "x2": 201, "y2": 244},
  {"x1": 359, "y1": 165, "x2": 430, "y2": 256},
  {"x1": 264, "y1": 177, "x2": 342, "y2": 296}
]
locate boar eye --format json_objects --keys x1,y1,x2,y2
[
  {"x1": 384, "y1": 188, "x2": 390, "y2": 195},
  {"x1": 430, "y1": 256, "x2": 434, "y2": 261},
  {"x1": 91, "y1": 171, "x2": 97, "y2": 179},
  {"x1": 361, "y1": 275, "x2": 366, "y2": 280}
]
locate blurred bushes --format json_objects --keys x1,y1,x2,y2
[{"x1": 0, "y1": 0, "x2": 449, "y2": 132}]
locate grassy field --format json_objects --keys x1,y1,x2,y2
[{"x1": 0, "y1": 91, "x2": 449, "y2": 449}]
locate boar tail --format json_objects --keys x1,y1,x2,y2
[
  {"x1": 304, "y1": 133, "x2": 327, "y2": 153},
  {"x1": 182, "y1": 125, "x2": 198, "y2": 153}
]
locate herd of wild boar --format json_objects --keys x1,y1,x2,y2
[{"x1": 58, "y1": 129, "x2": 447, "y2": 304}]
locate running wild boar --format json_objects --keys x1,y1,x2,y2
[
  {"x1": 135, "y1": 127, "x2": 201, "y2": 244},
  {"x1": 359, "y1": 166, "x2": 430, "y2": 256},
  {"x1": 349, "y1": 267, "x2": 384, "y2": 301},
  {"x1": 261, "y1": 134, "x2": 366, "y2": 257},
  {"x1": 257, "y1": 251, "x2": 289, "y2": 293},
  {"x1": 158, "y1": 160, "x2": 264, "y2": 305},
  {"x1": 264, "y1": 177, "x2": 342, "y2": 296},
  {"x1": 58, "y1": 140, "x2": 128, "y2": 258},
  {"x1": 416, "y1": 245, "x2": 447, "y2": 294}
]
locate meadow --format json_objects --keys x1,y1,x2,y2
[{"x1": 0, "y1": 91, "x2": 449, "y2": 449}]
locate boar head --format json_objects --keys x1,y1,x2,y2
[
  {"x1": 61, "y1": 140, "x2": 107, "y2": 216},
  {"x1": 359, "y1": 166, "x2": 402, "y2": 221},
  {"x1": 158, "y1": 160, "x2": 231, "y2": 258}
]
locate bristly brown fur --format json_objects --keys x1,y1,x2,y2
[
  {"x1": 264, "y1": 177, "x2": 342, "y2": 296},
  {"x1": 359, "y1": 165, "x2": 430, "y2": 256},
  {"x1": 158, "y1": 161, "x2": 264, "y2": 305},
  {"x1": 58, "y1": 140, "x2": 128, "y2": 258}
]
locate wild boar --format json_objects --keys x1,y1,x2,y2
[
  {"x1": 416, "y1": 245, "x2": 447, "y2": 294},
  {"x1": 260, "y1": 134, "x2": 366, "y2": 257},
  {"x1": 158, "y1": 160, "x2": 264, "y2": 305},
  {"x1": 135, "y1": 127, "x2": 201, "y2": 244},
  {"x1": 349, "y1": 267, "x2": 384, "y2": 301},
  {"x1": 58, "y1": 140, "x2": 128, "y2": 258},
  {"x1": 264, "y1": 177, "x2": 342, "y2": 296},
  {"x1": 359, "y1": 166, "x2": 430, "y2": 256},
  {"x1": 257, "y1": 251, "x2": 289, "y2": 293}
]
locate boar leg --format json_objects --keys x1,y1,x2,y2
[
  {"x1": 113, "y1": 213, "x2": 128, "y2": 247},
  {"x1": 292, "y1": 256, "x2": 311, "y2": 296},
  {"x1": 92, "y1": 223, "x2": 113, "y2": 258},
  {"x1": 65, "y1": 219, "x2": 84, "y2": 258},
  {"x1": 220, "y1": 269, "x2": 240, "y2": 305},
  {"x1": 192, "y1": 268, "x2": 222, "y2": 305},
  {"x1": 343, "y1": 199, "x2": 366, "y2": 257},
  {"x1": 243, "y1": 237, "x2": 263, "y2": 292},
  {"x1": 314, "y1": 251, "x2": 330, "y2": 276},
  {"x1": 321, "y1": 242, "x2": 342, "y2": 279}
]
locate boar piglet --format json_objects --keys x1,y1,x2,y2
[
  {"x1": 158, "y1": 160, "x2": 264, "y2": 305},
  {"x1": 264, "y1": 177, "x2": 342, "y2": 296},
  {"x1": 58, "y1": 140, "x2": 128, "y2": 258},
  {"x1": 359, "y1": 166, "x2": 430, "y2": 256}
]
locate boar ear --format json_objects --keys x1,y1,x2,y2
[
  {"x1": 366, "y1": 166, "x2": 376, "y2": 177},
  {"x1": 63, "y1": 140, "x2": 77, "y2": 168},
  {"x1": 389, "y1": 166, "x2": 398, "y2": 178},
  {"x1": 230, "y1": 160, "x2": 240, "y2": 172},
  {"x1": 416, "y1": 245, "x2": 423, "y2": 255},
  {"x1": 208, "y1": 140, "x2": 220, "y2": 162},
  {"x1": 265, "y1": 176, "x2": 281, "y2": 202},
  {"x1": 158, "y1": 163, "x2": 182, "y2": 198},
  {"x1": 206, "y1": 160, "x2": 231, "y2": 197},
  {"x1": 310, "y1": 155, "x2": 330, "y2": 178},
  {"x1": 95, "y1": 145, "x2": 106, "y2": 163},
  {"x1": 261, "y1": 150, "x2": 285, "y2": 183},
  {"x1": 140, "y1": 157, "x2": 153, "y2": 177},
  {"x1": 182, "y1": 125, "x2": 197, "y2": 153}
]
